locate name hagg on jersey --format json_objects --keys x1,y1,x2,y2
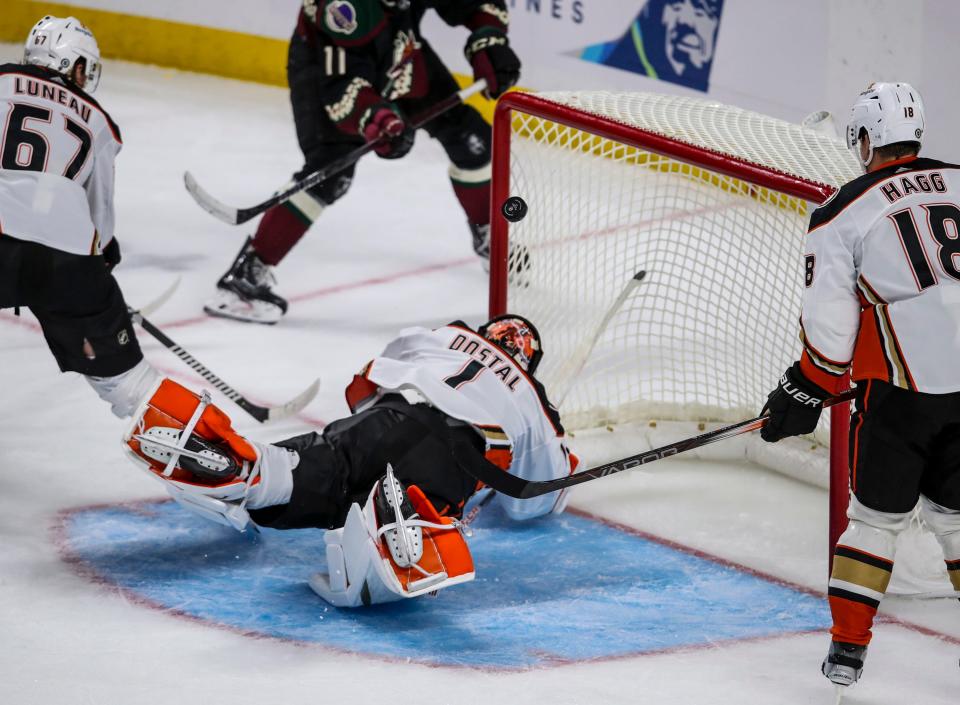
[
  {"x1": 800, "y1": 157, "x2": 960, "y2": 394},
  {"x1": 448, "y1": 333, "x2": 523, "y2": 391},
  {"x1": 880, "y1": 171, "x2": 948, "y2": 203},
  {"x1": 12, "y1": 76, "x2": 91, "y2": 123}
]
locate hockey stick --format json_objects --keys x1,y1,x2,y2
[
  {"x1": 135, "y1": 276, "x2": 181, "y2": 317},
  {"x1": 464, "y1": 272, "x2": 647, "y2": 515},
  {"x1": 554, "y1": 270, "x2": 647, "y2": 406},
  {"x1": 458, "y1": 390, "x2": 857, "y2": 499},
  {"x1": 184, "y1": 79, "x2": 488, "y2": 225},
  {"x1": 128, "y1": 309, "x2": 320, "y2": 423}
]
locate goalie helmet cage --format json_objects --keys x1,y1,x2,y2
[{"x1": 488, "y1": 90, "x2": 949, "y2": 594}]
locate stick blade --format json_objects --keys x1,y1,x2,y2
[
  {"x1": 266, "y1": 378, "x2": 321, "y2": 422},
  {"x1": 135, "y1": 276, "x2": 181, "y2": 317},
  {"x1": 184, "y1": 171, "x2": 240, "y2": 225}
]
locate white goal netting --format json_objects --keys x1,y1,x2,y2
[{"x1": 495, "y1": 91, "x2": 952, "y2": 596}]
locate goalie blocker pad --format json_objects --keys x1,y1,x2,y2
[{"x1": 310, "y1": 480, "x2": 475, "y2": 607}]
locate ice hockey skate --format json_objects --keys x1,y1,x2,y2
[
  {"x1": 471, "y1": 222, "x2": 492, "y2": 260},
  {"x1": 472, "y1": 222, "x2": 531, "y2": 285},
  {"x1": 821, "y1": 641, "x2": 866, "y2": 688},
  {"x1": 374, "y1": 466, "x2": 424, "y2": 568},
  {"x1": 204, "y1": 236, "x2": 288, "y2": 324}
]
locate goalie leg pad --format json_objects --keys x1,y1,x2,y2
[
  {"x1": 309, "y1": 473, "x2": 475, "y2": 607},
  {"x1": 123, "y1": 379, "x2": 276, "y2": 530}
]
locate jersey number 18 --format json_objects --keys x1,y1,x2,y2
[{"x1": 889, "y1": 204, "x2": 960, "y2": 290}]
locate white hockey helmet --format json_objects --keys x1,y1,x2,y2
[
  {"x1": 23, "y1": 16, "x2": 102, "y2": 93},
  {"x1": 846, "y1": 82, "x2": 924, "y2": 167}
]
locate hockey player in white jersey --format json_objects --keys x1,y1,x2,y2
[
  {"x1": 0, "y1": 16, "x2": 160, "y2": 418},
  {"x1": 760, "y1": 82, "x2": 960, "y2": 689},
  {"x1": 122, "y1": 315, "x2": 576, "y2": 607}
]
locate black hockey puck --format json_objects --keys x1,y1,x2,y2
[{"x1": 501, "y1": 196, "x2": 528, "y2": 223}]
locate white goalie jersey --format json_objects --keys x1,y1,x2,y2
[
  {"x1": 800, "y1": 156, "x2": 960, "y2": 394},
  {"x1": 345, "y1": 322, "x2": 575, "y2": 519},
  {"x1": 0, "y1": 63, "x2": 121, "y2": 255}
]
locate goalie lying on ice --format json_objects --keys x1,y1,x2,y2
[{"x1": 122, "y1": 316, "x2": 576, "y2": 607}]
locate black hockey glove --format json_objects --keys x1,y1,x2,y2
[
  {"x1": 465, "y1": 28, "x2": 521, "y2": 99},
  {"x1": 760, "y1": 362, "x2": 829, "y2": 443},
  {"x1": 102, "y1": 237, "x2": 121, "y2": 272}
]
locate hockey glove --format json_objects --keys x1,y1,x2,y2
[
  {"x1": 761, "y1": 362, "x2": 829, "y2": 442},
  {"x1": 102, "y1": 237, "x2": 121, "y2": 272},
  {"x1": 360, "y1": 103, "x2": 414, "y2": 160},
  {"x1": 465, "y1": 28, "x2": 521, "y2": 99}
]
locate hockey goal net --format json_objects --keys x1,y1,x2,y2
[{"x1": 488, "y1": 90, "x2": 952, "y2": 596}]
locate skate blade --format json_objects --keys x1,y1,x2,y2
[
  {"x1": 203, "y1": 290, "x2": 283, "y2": 325},
  {"x1": 833, "y1": 684, "x2": 845, "y2": 705},
  {"x1": 203, "y1": 305, "x2": 280, "y2": 325}
]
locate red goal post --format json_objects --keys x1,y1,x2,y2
[{"x1": 487, "y1": 90, "x2": 855, "y2": 566}]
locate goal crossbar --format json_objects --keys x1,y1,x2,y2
[{"x1": 488, "y1": 90, "x2": 852, "y2": 571}]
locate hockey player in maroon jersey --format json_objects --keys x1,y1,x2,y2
[
  {"x1": 123, "y1": 315, "x2": 576, "y2": 606},
  {"x1": 204, "y1": 0, "x2": 521, "y2": 324},
  {"x1": 0, "y1": 17, "x2": 161, "y2": 419},
  {"x1": 760, "y1": 83, "x2": 960, "y2": 690}
]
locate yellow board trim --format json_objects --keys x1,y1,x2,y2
[{"x1": 1, "y1": 0, "x2": 496, "y2": 121}]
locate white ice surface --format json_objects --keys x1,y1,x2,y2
[{"x1": 1, "y1": 46, "x2": 958, "y2": 704}]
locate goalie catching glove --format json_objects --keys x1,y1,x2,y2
[{"x1": 761, "y1": 362, "x2": 830, "y2": 442}]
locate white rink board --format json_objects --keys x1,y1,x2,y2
[{"x1": 31, "y1": 0, "x2": 960, "y2": 160}]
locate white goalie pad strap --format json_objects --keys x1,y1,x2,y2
[
  {"x1": 309, "y1": 485, "x2": 475, "y2": 607},
  {"x1": 378, "y1": 465, "x2": 423, "y2": 567},
  {"x1": 123, "y1": 434, "x2": 259, "y2": 532},
  {"x1": 448, "y1": 162, "x2": 491, "y2": 184},
  {"x1": 244, "y1": 441, "x2": 298, "y2": 510},
  {"x1": 86, "y1": 359, "x2": 161, "y2": 419}
]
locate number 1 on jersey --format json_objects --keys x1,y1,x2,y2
[{"x1": 444, "y1": 360, "x2": 485, "y2": 389}]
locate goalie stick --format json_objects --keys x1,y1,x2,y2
[
  {"x1": 473, "y1": 272, "x2": 647, "y2": 515},
  {"x1": 456, "y1": 390, "x2": 857, "y2": 499},
  {"x1": 135, "y1": 276, "x2": 181, "y2": 317},
  {"x1": 128, "y1": 308, "x2": 319, "y2": 423},
  {"x1": 554, "y1": 270, "x2": 647, "y2": 406},
  {"x1": 184, "y1": 79, "x2": 488, "y2": 225}
]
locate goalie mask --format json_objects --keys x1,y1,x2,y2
[
  {"x1": 23, "y1": 16, "x2": 102, "y2": 93},
  {"x1": 479, "y1": 314, "x2": 543, "y2": 375}
]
